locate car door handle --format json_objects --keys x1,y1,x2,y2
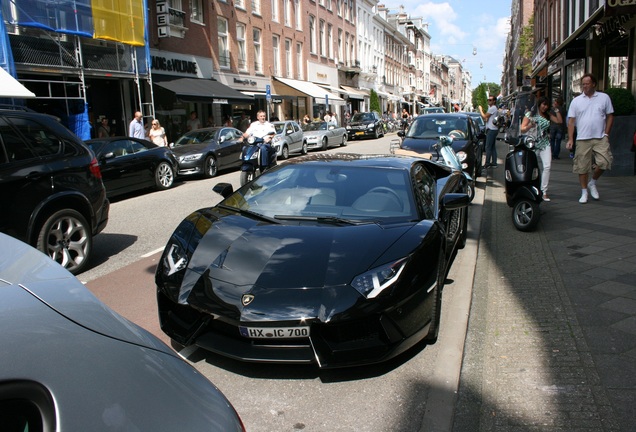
[{"x1": 25, "y1": 171, "x2": 43, "y2": 180}]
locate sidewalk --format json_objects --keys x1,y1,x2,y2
[{"x1": 453, "y1": 140, "x2": 636, "y2": 431}]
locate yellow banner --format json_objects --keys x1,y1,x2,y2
[{"x1": 92, "y1": 0, "x2": 145, "y2": 46}]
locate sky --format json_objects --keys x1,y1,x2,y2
[{"x1": 397, "y1": 0, "x2": 512, "y2": 90}]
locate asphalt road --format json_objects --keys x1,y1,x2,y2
[{"x1": 82, "y1": 133, "x2": 484, "y2": 431}]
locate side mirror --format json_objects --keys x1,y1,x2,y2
[{"x1": 213, "y1": 182, "x2": 234, "y2": 198}]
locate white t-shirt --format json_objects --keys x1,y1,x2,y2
[
  {"x1": 567, "y1": 91, "x2": 613, "y2": 140},
  {"x1": 245, "y1": 120, "x2": 275, "y2": 138},
  {"x1": 486, "y1": 106, "x2": 499, "y2": 130}
]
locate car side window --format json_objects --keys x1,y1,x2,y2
[
  {"x1": 129, "y1": 140, "x2": 146, "y2": 153},
  {"x1": 412, "y1": 163, "x2": 435, "y2": 219},
  {"x1": 0, "y1": 118, "x2": 36, "y2": 163},
  {"x1": 8, "y1": 117, "x2": 62, "y2": 157},
  {"x1": 105, "y1": 140, "x2": 130, "y2": 158},
  {"x1": 293, "y1": 123, "x2": 300, "y2": 133}
]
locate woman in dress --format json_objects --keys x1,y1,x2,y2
[
  {"x1": 148, "y1": 119, "x2": 168, "y2": 147},
  {"x1": 520, "y1": 96, "x2": 562, "y2": 202}
]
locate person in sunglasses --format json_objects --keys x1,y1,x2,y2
[{"x1": 479, "y1": 96, "x2": 500, "y2": 168}]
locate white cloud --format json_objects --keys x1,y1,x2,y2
[{"x1": 412, "y1": 2, "x2": 468, "y2": 41}]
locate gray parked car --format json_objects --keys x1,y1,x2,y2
[
  {"x1": 302, "y1": 121, "x2": 348, "y2": 150},
  {"x1": 0, "y1": 232, "x2": 245, "y2": 431},
  {"x1": 271, "y1": 120, "x2": 307, "y2": 159}
]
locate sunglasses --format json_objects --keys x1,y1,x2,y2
[{"x1": 488, "y1": 98, "x2": 495, "y2": 102}]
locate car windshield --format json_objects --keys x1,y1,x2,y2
[
  {"x1": 351, "y1": 113, "x2": 374, "y2": 122},
  {"x1": 221, "y1": 163, "x2": 418, "y2": 222},
  {"x1": 174, "y1": 130, "x2": 216, "y2": 146},
  {"x1": 302, "y1": 122, "x2": 328, "y2": 132},
  {"x1": 273, "y1": 123, "x2": 286, "y2": 134},
  {"x1": 406, "y1": 116, "x2": 468, "y2": 140}
]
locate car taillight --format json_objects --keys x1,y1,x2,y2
[{"x1": 89, "y1": 157, "x2": 102, "y2": 179}]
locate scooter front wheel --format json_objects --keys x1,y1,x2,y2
[{"x1": 512, "y1": 199, "x2": 540, "y2": 231}]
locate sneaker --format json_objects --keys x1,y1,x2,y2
[
  {"x1": 543, "y1": 195, "x2": 551, "y2": 202},
  {"x1": 588, "y1": 182, "x2": 599, "y2": 200},
  {"x1": 579, "y1": 193, "x2": 588, "y2": 204}
]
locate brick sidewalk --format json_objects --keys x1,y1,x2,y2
[{"x1": 452, "y1": 141, "x2": 636, "y2": 431}]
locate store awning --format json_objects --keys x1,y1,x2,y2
[
  {"x1": 340, "y1": 85, "x2": 369, "y2": 100},
  {"x1": 273, "y1": 77, "x2": 345, "y2": 105},
  {"x1": 155, "y1": 78, "x2": 253, "y2": 103},
  {"x1": 0, "y1": 68, "x2": 35, "y2": 98}
]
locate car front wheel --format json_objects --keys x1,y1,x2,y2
[
  {"x1": 204, "y1": 155, "x2": 218, "y2": 178},
  {"x1": 281, "y1": 144, "x2": 290, "y2": 159},
  {"x1": 301, "y1": 141, "x2": 308, "y2": 154},
  {"x1": 36, "y1": 209, "x2": 92, "y2": 275},
  {"x1": 155, "y1": 162, "x2": 175, "y2": 190}
]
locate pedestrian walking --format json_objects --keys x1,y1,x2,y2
[
  {"x1": 128, "y1": 111, "x2": 144, "y2": 139},
  {"x1": 479, "y1": 95, "x2": 499, "y2": 168},
  {"x1": 148, "y1": 119, "x2": 168, "y2": 147},
  {"x1": 521, "y1": 97, "x2": 562, "y2": 201},
  {"x1": 566, "y1": 73, "x2": 614, "y2": 204},
  {"x1": 549, "y1": 96, "x2": 565, "y2": 159}
]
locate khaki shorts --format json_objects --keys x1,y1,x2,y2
[{"x1": 573, "y1": 137, "x2": 613, "y2": 174}]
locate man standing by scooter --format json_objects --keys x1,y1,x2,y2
[
  {"x1": 243, "y1": 110, "x2": 276, "y2": 169},
  {"x1": 566, "y1": 73, "x2": 614, "y2": 204},
  {"x1": 479, "y1": 96, "x2": 499, "y2": 168}
]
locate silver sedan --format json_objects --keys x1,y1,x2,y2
[{"x1": 302, "y1": 121, "x2": 348, "y2": 150}]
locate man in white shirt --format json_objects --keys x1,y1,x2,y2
[
  {"x1": 566, "y1": 73, "x2": 614, "y2": 204},
  {"x1": 243, "y1": 110, "x2": 276, "y2": 168},
  {"x1": 128, "y1": 111, "x2": 144, "y2": 139}
]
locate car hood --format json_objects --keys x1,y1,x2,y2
[
  {"x1": 171, "y1": 143, "x2": 213, "y2": 156},
  {"x1": 0, "y1": 233, "x2": 173, "y2": 355}
]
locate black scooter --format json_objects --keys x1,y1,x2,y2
[
  {"x1": 239, "y1": 134, "x2": 277, "y2": 186},
  {"x1": 504, "y1": 134, "x2": 542, "y2": 231}
]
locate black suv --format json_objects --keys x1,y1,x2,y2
[
  {"x1": 0, "y1": 110, "x2": 109, "y2": 274},
  {"x1": 346, "y1": 111, "x2": 385, "y2": 140}
]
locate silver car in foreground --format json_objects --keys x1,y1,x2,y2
[
  {"x1": 0, "y1": 233, "x2": 245, "y2": 431},
  {"x1": 302, "y1": 121, "x2": 348, "y2": 150}
]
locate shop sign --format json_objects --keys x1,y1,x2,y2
[
  {"x1": 547, "y1": 55, "x2": 563, "y2": 75},
  {"x1": 605, "y1": 0, "x2": 636, "y2": 16},
  {"x1": 596, "y1": 13, "x2": 634, "y2": 42},
  {"x1": 531, "y1": 40, "x2": 548, "y2": 71},
  {"x1": 152, "y1": 56, "x2": 198, "y2": 75},
  {"x1": 213, "y1": 99, "x2": 229, "y2": 104},
  {"x1": 233, "y1": 77, "x2": 257, "y2": 86},
  {"x1": 271, "y1": 97, "x2": 282, "y2": 104}
]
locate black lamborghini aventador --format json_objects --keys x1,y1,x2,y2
[{"x1": 156, "y1": 153, "x2": 470, "y2": 368}]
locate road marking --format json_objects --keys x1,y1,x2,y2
[{"x1": 141, "y1": 247, "x2": 164, "y2": 258}]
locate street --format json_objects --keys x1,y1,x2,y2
[{"x1": 82, "y1": 134, "x2": 485, "y2": 431}]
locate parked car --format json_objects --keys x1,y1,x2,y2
[
  {"x1": 0, "y1": 233, "x2": 245, "y2": 431},
  {"x1": 346, "y1": 111, "x2": 385, "y2": 140},
  {"x1": 0, "y1": 109, "x2": 109, "y2": 275},
  {"x1": 398, "y1": 113, "x2": 484, "y2": 181},
  {"x1": 86, "y1": 137, "x2": 177, "y2": 198},
  {"x1": 301, "y1": 121, "x2": 347, "y2": 150},
  {"x1": 466, "y1": 112, "x2": 486, "y2": 136},
  {"x1": 271, "y1": 120, "x2": 307, "y2": 159},
  {"x1": 171, "y1": 127, "x2": 243, "y2": 178},
  {"x1": 156, "y1": 154, "x2": 470, "y2": 368}
]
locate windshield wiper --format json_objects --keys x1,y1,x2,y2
[
  {"x1": 218, "y1": 204, "x2": 280, "y2": 224},
  {"x1": 274, "y1": 215, "x2": 372, "y2": 225}
]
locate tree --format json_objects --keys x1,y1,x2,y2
[
  {"x1": 370, "y1": 89, "x2": 380, "y2": 112},
  {"x1": 472, "y1": 82, "x2": 501, "y2": 111},
  {"x1": 518, "y1": 15, "x2": 534, "y2": 77}
]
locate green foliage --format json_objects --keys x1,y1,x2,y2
[
  {"x1": 518, "y1": 15, "x2": 534, "y2": 76},
  {"x1": 605, "y1": 87, "x2": 635, "y2": 116},
  {"x1": 370, "y1": 89, "x2": 380, "y2": 113},
  {"x1": 472, "y1": 82, "x2": 501, "y2": 111}
]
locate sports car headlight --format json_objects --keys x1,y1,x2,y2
[
  {"x1": 180, "y1": 153, "x2": 203, "y2": 162},
  {"x1": 163, "y1": 243, "x2": 189, "y2": 277},
  {"x1": 351, "y1": 258, "x2": 408, "y2": 299}
]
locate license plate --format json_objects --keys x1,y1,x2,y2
[
  {"x1": 239, "y1": 326, "x2": 310, "y2": 339},
  {"x1": 355, "y1": 131, "x2": 365, "y2": 135}
]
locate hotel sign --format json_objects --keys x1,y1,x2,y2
[
  {"x1": 605, "y1": 0, "x2": 636, "y2": 16},
  {"x1": 156, "y1": 0, "x2": 169, "y2": 37}
]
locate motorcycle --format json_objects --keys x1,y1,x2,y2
[
  {"x1": 390, "y1": 135, "x2": 475, "y2": 202},
  {"x1": 503, "y1": 133, "x2": 542, "y2": 231},
  {"x1": 239, "y1": 133, "x2": 277, "y2": 186}
]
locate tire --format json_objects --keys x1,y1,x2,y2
[
  {"x1": 321, "y1": 137, "x2": 328, "y2": 151},
  {"x1": 281, "y1": 144, "x2": 290, "y2": 160},
  {"x1": 240, "y1": 170, "x2": 254, "y2": 186},
  {"x1": 466, "y1": 180, "x2": 476, "y2": 202},
  {"x1": 203, "y1": 155, "x2": 218, "y2": 178},
  {"x1": 512, "y1": 199, "x2": 540, "y2": 231},
  {"x1": 374, "y1": 127, "x2": 380, "y2": 139},
  {"x1": 155, "y1": 161, "x2": 174, "y2": 190},
  {"x1": 340, "y1": 134, "x2": 347, "y2": 146},
  {"x1": 424, "y1": 250, "x2": 445, "y2": 343},
  {"x1": 301, "y1": 141, "x2": 308, "y2": 155},
  {"x1": 36, "y1": 209, "x2": 92, "y2": 275}
]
